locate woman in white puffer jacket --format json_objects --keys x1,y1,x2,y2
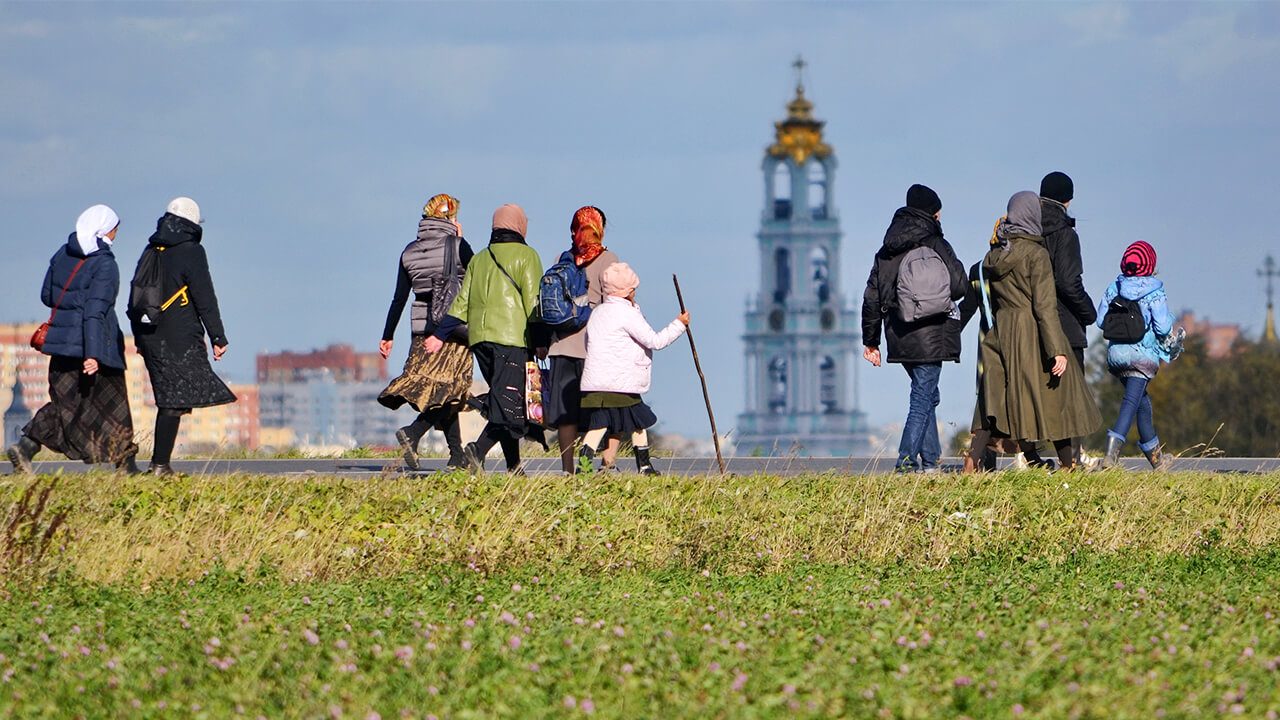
[{"x1": 578, "y1": 262, "x2": 689, "y2": 475}]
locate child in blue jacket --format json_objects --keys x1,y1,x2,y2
[{"x1": 1096, "y1": 241, "x2": 1184, "y2": 470}]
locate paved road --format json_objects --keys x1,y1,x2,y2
[{"x1": 4, "y1": 456, "x2": 1279, "y2": 477}]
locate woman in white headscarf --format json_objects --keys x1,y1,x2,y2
[{"x1": 7, "y1": 205, "x2": 139, "y2": 474}]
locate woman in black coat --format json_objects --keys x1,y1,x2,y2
[
  {"x1": 129, "y1": 197, "x2": 236, "y2": 476},
  {"x1": 8, "y1": 205, "x2": 139, "y2": 473}
]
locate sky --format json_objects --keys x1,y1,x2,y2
[{"x1": 2, "y1": 1, "x2": 1278, "y2": 447}]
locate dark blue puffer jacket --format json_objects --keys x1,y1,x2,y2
[{"x1": 38, "y1": 233, "x2": 127, "y2": 369}]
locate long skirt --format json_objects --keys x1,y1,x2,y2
[
  {"x1": 134, "y1": 330, "x2": 236, "y2": 409},
  {"x1": 24, "y1": 355, "x2": 138, "y2": 464},
  {"x1": 542, "y1": 355, "x2": 585, "y2": 427},
  {"x1": 378, "y1": 335, "x2": 473, "y2": 413},
  {"x1": 471, "y1": 342, "x2": 545, "y2": 445}
]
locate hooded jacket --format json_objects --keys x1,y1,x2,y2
[
  {"x1": 1096, "y1": 275, "x2": 1174, "y2": 378},
  {"x1": 39, "y1": 233, "x2": 127, "y2": 369},
  {"x1": 1040, "y1": 198, "x2": 1096, "y2": 349},
  {"x1": 861, "y1": 207, "x2": 967, "y2": 363}
]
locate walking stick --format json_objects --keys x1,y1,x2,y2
[{"x1": 673, "y1": 274, "x2": 726, "y2": 474}]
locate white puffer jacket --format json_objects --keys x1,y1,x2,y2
[{"x1": 581, "y1": 296, "x2": 686, "y2": 394}]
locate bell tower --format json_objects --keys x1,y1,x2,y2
[{"x1": 736, "y1": 59, "x2": 869, "y2": 456}]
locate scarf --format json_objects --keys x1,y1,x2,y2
[
  {"x1": 993, "y1": 190, "x2": 1042, "y2": 248},
  {"x1": 570, "y1": 206, "x2": 606, "y2": 266},
  {"x1": 75, "y1": 204, "x2": 119, "y2": 255}
]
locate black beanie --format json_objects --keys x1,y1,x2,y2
[
  {"x1": 905, "y1": 184, "x2": 941, "y2": 215},
  {"x1": 1040, "y1": 171, "x2": 1073, "y2": 203}
]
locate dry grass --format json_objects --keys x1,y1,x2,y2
[{"x1": 3, "y1": 468, "x2": 1278, "y2": 584}]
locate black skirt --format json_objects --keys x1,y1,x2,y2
[
  {"x1": 24, "y1": 355, "x2": 138, "y2": 464},
  {"x1": 581, "y1": 392, "x2": 658, "y2": 435},
  {"x1": 471, "y1": 342, "x2": 542, "y2": 443},
  {"x1": 135, "y1": 330, "x2": 236, "y2": 409},
  {"x1": 542, "y1": 355, "x2": 585, "y2": 427}
]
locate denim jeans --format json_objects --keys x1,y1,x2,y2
[
  {"x1": 1108, "y1": 375, "x2": 1159, "y2": 452},
  {"x1": 897, "y1": 362, "x2": 942, "y2": 470}
]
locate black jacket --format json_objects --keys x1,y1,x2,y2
[
  {"x1": 862, "y1": 207, "x2": 967, "y2": 363},
  {"x1": 1040, "y1": 198, "x2": 1095, "y2": 349},
  {"x1": 131, "y1": 213, "x2": 235, "y2": 409}
]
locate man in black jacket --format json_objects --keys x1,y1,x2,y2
[
  {"x1": 1039, "y1": 171, "x2": 1096, "y2": 465},
  {"x1": 862, "y1": 184, "x2": 968, "y2": 472}
]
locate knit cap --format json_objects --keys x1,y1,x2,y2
[
  {"x1": 905, "y1": 184, "x2": 941, "y2": 215},
  {"x1": 1121, "y1": 241, "x2": 1157, "y2": 276},
  {"x1": 1040, "y1": 171, "x2": 1074, "y2": 203},
  {"x1": 167, "y1": 197, "x2": 202, "y2": 225},
  {"x1": 492, "y1": 204, "x2": 527, "y2": 238},
  {"x1": 601, "y1": 262, "x2": 640, "y2": 297}
]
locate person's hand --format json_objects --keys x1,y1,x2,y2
[
  {"x1": 83, "y1": 358, "x2": 99, "y2": 375},
  {"x1": 212, "y1": 345, "x2": 227, "y2": 361},
  {"x1": 379, "y1": 339, "x2": 394, "y2": 359},
  {"x1": 678, "y1": 311, "x2": 690, "y2": 326},
  {"x1": 452, "y1": 220, "x2": 463, "y2": 237},
  {"x1": 535, "y1": 346, "x2": 548, "y2": 360},
  {"x1": 1051, "y1": 354, "x2": 1067, "y2": 377},
  {"x1": 863, "y1": 346, "x2": 881, "y2": 367},
  {"x1": 423, "y1": 336, "x2": 444, "y2": 354}
]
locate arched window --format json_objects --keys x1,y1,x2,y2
[
  {"x1": 773, "y1": 163, "x2": 792, "y2": 220},
  {"x1": 773, "y1": 248, "x2": 791, "y2": 304},
  {"x1": 809, "y1": 246, "x2": 830, "y2": 304},
  {"x1": 768, "y1": 356, "x2": 788, "y2": 413},
  {"x1": 819, "y1": 356, "x2": 837, "y2": 413},
  {"x1": 808, "y1": 160, "x2": 827, "y2": 219}
]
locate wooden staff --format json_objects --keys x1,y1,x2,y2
[{"x1": 673, "y1": 274, "x2": 726, "y2": 474}]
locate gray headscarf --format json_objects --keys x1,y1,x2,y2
[{"x1": 993, "y1": 190, "x2": 1042, "y2": 247}]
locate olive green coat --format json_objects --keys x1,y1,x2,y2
[{"x1": 973, "y1": 234, "x2": 1100, "y2": 441}]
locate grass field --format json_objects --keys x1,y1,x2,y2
[{"x1": 2, "y1": 470, "x2": 1279, "y2": 719}]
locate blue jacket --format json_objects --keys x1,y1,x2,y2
[
  {"x1": 39, "y1": 233, "x2": 127, "y2": 369},
  {"x1": 1096, "y1": 275, "x2": 1173, "y2": 374}
]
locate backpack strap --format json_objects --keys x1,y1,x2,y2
[{"x1": 978, "y1": 263, "x2": 994, "y2": 329}]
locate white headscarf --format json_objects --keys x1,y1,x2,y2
[{"x1": 74, "y1": 204, "x2": 119, "y2": 255}]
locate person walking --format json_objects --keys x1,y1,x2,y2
[
  {"x1": 577, "y1": 263, "x2": 688, "y2": 475},
  {"x1": 378, "y1": 194, "x2": 474, "y2": 471},
  {"x1": 129, "y1": 197, "x2": 236, "y2": 477},
  {"x1": 541, "y1": 206, "x2": 619, "y2": 474},
  {"x1": 427, "y1": 204, "x2": 544, "y2": 474},
  {"x1": 971, "y1": 191, "x2": 1100, "y2": 468},
  {"x1": 862, "y1": 184, "x2": 967, "y2": 473},
  {"x1": 1096, "y1": 241, "x2": 1183, "y2": 470},
  {"x1": 8, "y1": 205, "x2": 139, "y2": 474},
  {"x1": 1039, "y1": 171, "x2": 1096, "y2": 465}
]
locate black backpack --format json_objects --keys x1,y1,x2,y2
[
  {"x1": 126, "y1": 246, "x2": 165, "y2": 325},
  {"x1": 1101, "y1": 282, "x2": 1146, "y2": 343}
]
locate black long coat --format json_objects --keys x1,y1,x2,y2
[
  {"x1": 130, "y1": 213, "x2": 236, "y2": 409},
  {"x1": 1040, "y1": 199, "x2": 1096, "y2": 350}
]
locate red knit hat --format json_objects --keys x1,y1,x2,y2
[{"x1": 1121, "y1": 241, "x2": 1156, "y2": 276}]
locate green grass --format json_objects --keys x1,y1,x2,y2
[{"x1": 2, "y1": 470, "x2": 1280, "y2": 718}]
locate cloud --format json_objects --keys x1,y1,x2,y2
[{"x1": 1, "y1": 19, "x2": 51, "y2": 38}]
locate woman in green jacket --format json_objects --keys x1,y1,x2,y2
[
  {"x1": 971, "y1": 191, "x2": 1100, "y2": 469},
  {"x1": 427, "y1": 204, "x2": 543, "y2": 474}
]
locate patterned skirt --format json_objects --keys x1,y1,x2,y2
[
  {"x1": 24, "y1": 355, "x2": 138, "y2": 464},
  {"x1": 378, "y1": 335, "x2": 473, "y2": 413}
]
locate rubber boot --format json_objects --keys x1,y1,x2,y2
[
  {"x1": 1144, "y1": 445, "x2": 1173, "y2": 472},
  {"x1": 634, "y1": 446, "x2": 660, "y2": 476},
  {"x1": 6, "y1": 435, "x2": 40, "y2": 475},
  {"x1": 395, "y1": 427, "x2": 421, "y2": 471},
  {"x1": 577, "y1": 445, "x2": 596, "y2": 475},
  {"x1": 1100, "y1": 435, "x2": 1124, "y2": 470}
]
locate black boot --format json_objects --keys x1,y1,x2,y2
[
  {"x1": 6, "y1": 435, "x2": 40, "y2": 475},
  {"x1": 148, "y1": 462, "x2": 177, "y2": 477},
  {"x1": 577, "y1": 445, "x2": 596, "y2": 475},
  {"x1": 1100, "y1": 435, "x2": 1124, "y2": 470},
  {"x1": 1143, "y1": 445, "x2": 1172, "y2": 472},
  {"x1": 634, "y1": 446, "x2": 660, "y2": 476},
  {"x1": 463, "y1": 442, "x2": 486, "y2": 473},
  {"x1": 443, "y1": 415, "x2": 467, "y2": 470},
  {"x1": 116, "y1": 454, "x2": 142, "y2": 475},
  {"x1": 395, "y1": 427, "x2": 421, "y2": 471}
]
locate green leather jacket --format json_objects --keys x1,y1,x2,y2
[{"x1": 447, "y1": 239, "x2": 543, "y2": 347}]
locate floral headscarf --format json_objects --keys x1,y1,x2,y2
[
  {"x1": 423, "y1": 194, "x2": 459, "y2": 221},
  {"x1": 570, "y1": 205, "x2": 606, "y2": 266}
]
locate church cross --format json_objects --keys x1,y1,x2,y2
[{"x1": 1261, "y1": 255, "x2": 1278, "y2": 309}]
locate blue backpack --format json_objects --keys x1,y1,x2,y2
[{"x1": 538, "y1": 251, "x2": 591, "y2": 328}]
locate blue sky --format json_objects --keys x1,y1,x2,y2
[{"x1": 2, "y1": 1, "x2": 1277, "y2": 445}]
